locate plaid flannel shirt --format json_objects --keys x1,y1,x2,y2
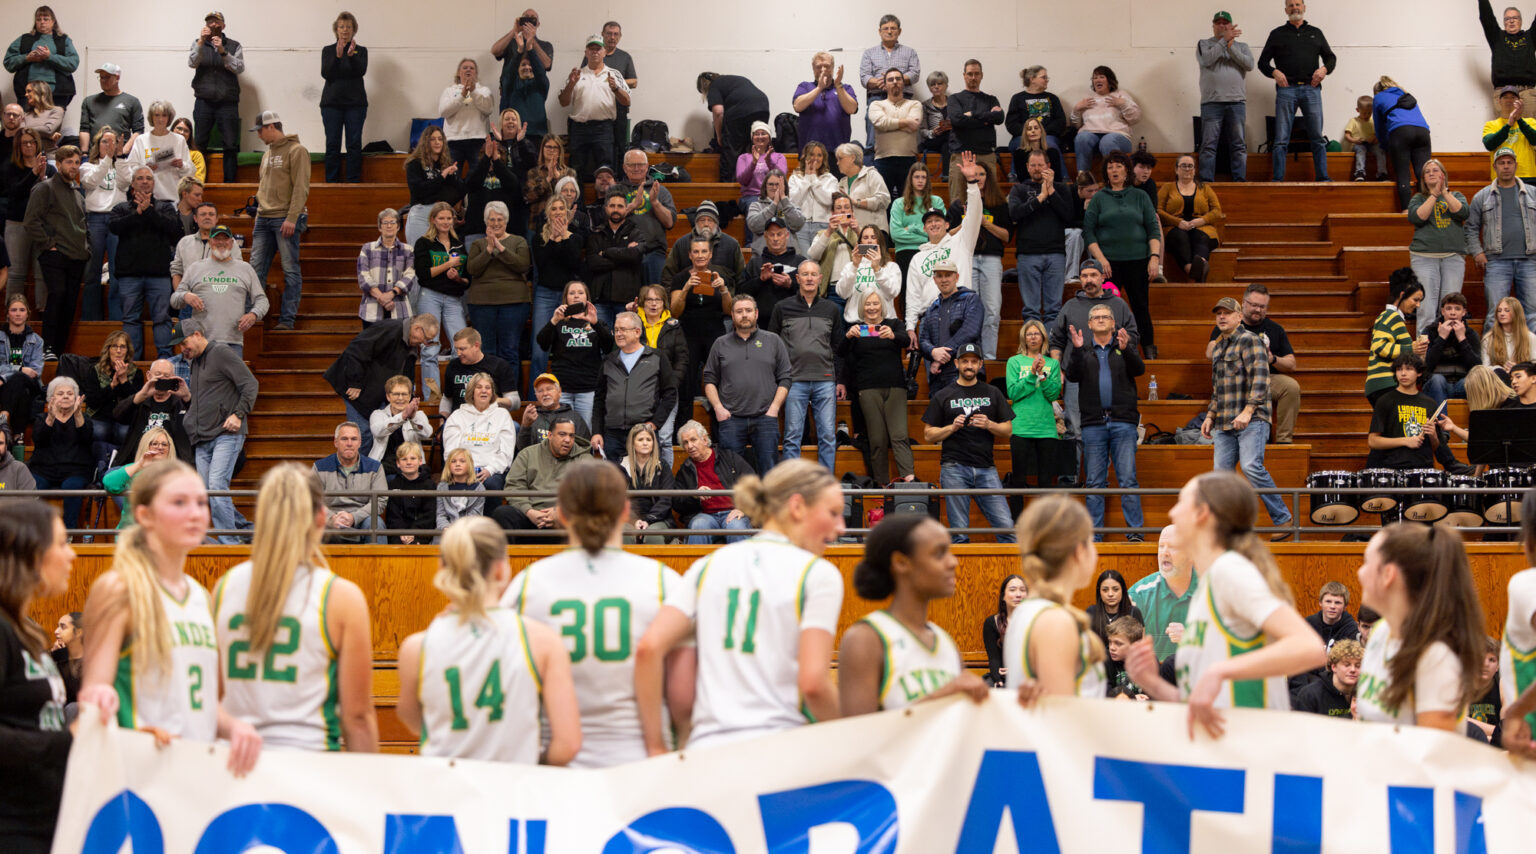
[
  {"x1": 356, "y1": 238, "x2": 419, "y2": 323},
  {"x1": 1207, "y1": 326, "x2": 1271, "y2": 430}
]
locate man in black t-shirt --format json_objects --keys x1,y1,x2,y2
[
  {"x1": 442, "y1": 328, "x2": 521, "y2": 416},
  {"x1": 922, "y1": 343, "x2": 1015, "y2": 544},
  {"x1": 1365, "y1": 353, "x2": 1437, "y2": 470},
  {"x1": 698, "y1": 73, "x2": 770, "y2": 181},
  {"x1": 1206, "y1": 284, "x2": 1299, "y2": 442}
]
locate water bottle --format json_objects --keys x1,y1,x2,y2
[
  {"x1": 1147, "y1": 376, "x2": 1158, "y2": 401},
  {"x1": 1137, "y1": 136, "x2": 1148, "y2": 153}
]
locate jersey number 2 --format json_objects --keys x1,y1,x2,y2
[{"x1": 724, "y1": 587, "x2": 761, "y2": 653}]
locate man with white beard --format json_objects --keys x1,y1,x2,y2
[
  {"x1": 1129, "y1": 524, "x2": 1197, "y2": 663},
  {"x1": 659, "y1": 200, "x2": 746, "y2": 287},
  {"x1": 171, "y1": 224, "x2": 267, "y2": 355}
]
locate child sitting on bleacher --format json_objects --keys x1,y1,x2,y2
[
  {"x1": 436, "y1": 447, "x2": 486, "y2": 529},
  {"x1": 384, "y1": 441, "x2": 435, "y2": 545}
]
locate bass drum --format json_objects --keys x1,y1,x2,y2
[
  {"x1": 1481, "y1": 468, "x2": 1533, "y2": 525},
  {"x1": 1444, "y1": 474, "x2": 1483, "y2": 528},
  {"x1": 1308, "y1": 471, "x2": 1359, "y2": 525},
  {"x1": 1400, "y1": 468, "x2": 1449, "y2": 523}
]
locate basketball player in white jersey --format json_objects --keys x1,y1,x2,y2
[
  {"x1": 839, "y1": 514, "x2": 986, "y2": 714},
  {"x1": 214, "y1": 464, "x2": 378, "y2": 751},
  {"x1": 1126, "y1": 472, "x2": 1324, "y2": 739},
  {"x1": 636, "y1": 460, "x2": 845, "y2": 753},
  {"x1": 1354, "y1": 523, "x2": 1483, "y2": 730},
  {"x1": 397, "y1": 517, "x2": 580, "y2": 764},
  {"x1": 504, "y1": 459, "x2": 688, "y2": 766},
  {"x1": 1504, "y1": 488, "x2": 1536, "y2": 757},
  {"x1": 1006, "y1": 496, "x2": 1108, "y2": 702},
  {"x1": 78, "y1": 461, "x2": 262, "y2": 775}
]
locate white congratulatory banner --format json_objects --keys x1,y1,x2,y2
[{"x1": 52, "y1": 693, "x2": 1536, "y2": 853}]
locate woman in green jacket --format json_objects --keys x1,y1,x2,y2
[
  {"x1": 1005, "y1": 320, "x2": 1067, "y2": 488},
  {"x1": 887, "y1": 162, "x2": 944, "y2": 280},
  {"x1": 102, "y1": 427, "x2": 175, "y2": 528}
]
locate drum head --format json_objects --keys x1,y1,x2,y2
[
  {"x1": 1310, "y1": 503, "x2": 1359, "y2": 525},
  {"x1": 1403, "y1": 501, "x2": 1448, "y2": 523},
  {"x1": 1445, "y1": 510, "x2": 1484, "y2": 528}
]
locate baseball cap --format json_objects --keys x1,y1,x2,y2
[
  {"x1": 763, "y1": 216, "x2": 789, "y2": 231},
  {"x1": 1496, "y1": 146, "x2": 1519, "y2": 162},
  {"x1": 932, "y1": 257, "x2": 959, "y2": 274},
  {"x1": 208, "y1": 225, "x2": 234, "y2": 240},
  {"x1": 95, "y1": 62, "x2": 122, "y2": 76},
  {"x1": 1212, "y1": 296, "x2": 1241, "y2": 314},
  {"x1": 594, "y1": 164, "x2": 615, "y2": 179},
  {"x1": 533, "y1": 372, "x2": 561, "y2": 388},
  {"x1": 586, "y1": 34, "x2": 604, "y2": 47},
  {"x1": 168, "y1": 320, "x2": 186, "y2": 346},
  {"x1": 1499, "y1": 85, "x2": 1523, "y2": 97},
  {"x1": 205, "y1": 11, "x2": 225, "y2": 22},
  {"x1": 922, "y1": 208, "x2": 948, "y2": 223},
  {"x1": 955, "y1": 343, "x2": 983, "y2": 360},
  {"x1": 1080, "y1": 258, "x2": 1104, "y2": 274},
  {"x1": 1213, "y1": 11, "x2": 1233, "y2": 22},
  {"x1": 248, "y1": 110, "x2": 281, "y2": 132}
]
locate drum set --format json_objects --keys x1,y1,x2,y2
[{"x1": 1307, "y1": 467, "x2": 1531, "y2": 528}]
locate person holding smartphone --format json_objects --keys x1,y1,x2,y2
[
  {"x1": 536, "y1": 280, "x2": 613, "y2": 429},
  {"x1": 116, "y1": 358, "x2": 192, "y2": 464},
  {"x1": 835, "y1": 225, "x2": 901, "y2": 324}
]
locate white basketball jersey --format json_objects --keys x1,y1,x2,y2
[
  {"x1": 1357, "y1": 620, "x2": 1467, "y2": 726},
  {"x1": 1174, "y1": 551, "x2": 1290, "y2": 711},
  {"x1": 505, "y1": 547, "x2": 682, "y2": 767},
  {"x1": 672, "y1": 533, "x2": 844, "y2": 750},
  {"x1": 858, "y1": 609, "x2": 962, "y2": 710},
  {"x1": 418, "y1": 608, "x2": 543, "y2": 763},
  {"x1": 115, "y1": 578, "x2": 219, "y2": 741},
  {"x1": 1003, "y1": 599, "x2": 1107, "y2": 699},
  {"x1": 1502, "y1": 569, "x2": 1536, "y2": 731},
  {"x1": 214, "y1": 563, "x2": 342, "y2": 751}
]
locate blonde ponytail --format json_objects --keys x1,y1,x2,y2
[
  {"x1": 435, "y1": 517, "x2": 508, "y2": 623},
  {"x1": 732, "y1": 459, "x2": 836, "y2": 527},
  {"x1": 1014, "y1": 495, "x2": 1104, "y2": 665},
  {"x1": 246, "y1": 464, "x2": 328, "y2": 651}
]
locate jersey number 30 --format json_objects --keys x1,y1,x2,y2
[{"x1": 550, "y1": 598, "x2": 632, "y2": 663}]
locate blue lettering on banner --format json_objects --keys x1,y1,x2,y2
[
  {"x1": 1388, "y1": 786, "x2": 1432, "y2": 854},
  {"x1": 1092, "y1": 757, "x2": 1245, "y2": 854},
  {"x1": 1271, "y1": 774, "x2": 1322, "y2": 854},
  {"x1": 383, "y1": 815, "x2": 548, "y2": 854},
  {"x1": 758, "y1": 780, "x2": 898, "y2": 854},
  {"x1": 601, "y1": 806, "x2": 736, "y2": 854},
  {"x1": 192, "y1": 803, "x2": 340, "y2": 853},
  {"x1": 82, "y1": 789, "x2": 165, "y2": 854},
  {"x1": 952, "y1": 750, "x2": 1061, "y2": 853},
  {"x1": 1454, "y1": 791, "x2": 1487, "y2": 854}
]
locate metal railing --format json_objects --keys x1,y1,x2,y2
[{"x1": 15, "y1": 483, "x2": 1524, "y2": 542}]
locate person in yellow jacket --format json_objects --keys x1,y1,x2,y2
[{"x1": 1483, "y1": 87, "x2": 1536, "y2": 183}]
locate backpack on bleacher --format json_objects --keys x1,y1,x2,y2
[
  {"x1": 631, "y1": 120, "x2": 670, "y2": 153},
  {"x1": 890, "y1": 481, "x2": 941, "y2": 522},
  {"x1": 773, "y1": 112, "x2": 799, "y2": 154}
]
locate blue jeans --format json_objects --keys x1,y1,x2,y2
[
  {"x1": 1074, "y1": 132, "x2": 1131, "y2": 174},
  {"x1": 718, "y1": 413, "x2": 780, "y2": 476},
  {"x1": 1212, "y1": 420, "x2": 1291, "y2": 526},
  {"x1": 321, "y1": 105, "x2": 367, "y2": 183},
  {"x1": 33, "y1": 473, "x2": 88, "y2": 530},
  {"x1": 658, "y1": 407, "x2": 676, "y2": 469},
  {"x1": 193, "y1": 98, "x2": 241, "y2": 182},
  {"x1": 1272, "y1": 84, "x2": 1329, "y2": 181},
  {"x1": 415, "y1": 288, "x2": 467, "y2": 394},
  {"x1": 1422, "y1": 374, "x2": 1467, "y2": 406},
  {"x1": 643, "y1": 250, "x2": 665, "y2": 288},
  {"x1": 250, "y1": 216, "x2": 303, "y2": 326},
  {"x1": 1017, "y1": 253, "x2": 1066, "y2": 326},
  {"x1": 938, "y1": 463, "x2": 1016, "y2": 544},
  {"x1": 686, "y1": 509, "x2": 752, "y2": 545},
  {"x1": 468, "y1": 302, "x2": 530, "y2": 382},
  {"x1": 1409, "y1": 254, "x2": 1466, "y2": 332},
  {"x1": 119, "y1": 276, "x2": 172, "y2": 359},
  {"x1": 1082, "y1": 421, "x2": 1142, "y2": 537},
  {"x1": 782, "y1": 380, "x2": 836, "y2": 472},
  {"x1": 973, "y1": 255, "x2": 1003, "y2": 358},
  {"x1": 1481, "y1": 258, "x2": 1536, "y2": 332},
  {"x1": 1198, "y1": 101, "x2": 1247, "y2": 182},
  {"x1": 530, "y1": 287, "x2": 562, "y2": 379},
  {"x1": 195, "y1": 432, "x2": 245, "y2": 544},
  {"x1": 80, "y1": 211, "x2": 120, "y2": 321},
  {"x1": 566, "y1": 391, "x2": 595, "y2": 429},
  {"x1": 343, "y1": 397, "x2": 374, "y2": 458}
]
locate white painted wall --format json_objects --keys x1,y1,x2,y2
[{"x1": 15, "y1": 1, "x2": 1512, "y2": 160}]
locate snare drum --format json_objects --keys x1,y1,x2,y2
[
  {"x1": 1445, "y1": 475, "x2": 1483, "y2": 528},
  {"x1": 1358, "y1": 468, "x2": 1401, "y2": 513},
  {"x1": 1400, "y1": 468, "x2": 1449, "y2": 523},
  {"x1": 1308, "y1": 471, "x2": 1359, "y2": 525},
  {"x1": 1481, "y1": 468, "x2": 1533, "y2": 524}
]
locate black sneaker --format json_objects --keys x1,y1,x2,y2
[
  {"x1": 1126, "y1": 533, "x2": 1145, "y2": 543},
  {"x1": 43, "y1": 349, "x2": 57, "y2": 362},
  {"x1": 1352, "y1": 171, "x2": 1366, "y2": 182}
]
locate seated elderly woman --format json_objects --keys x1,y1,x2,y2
[
  {"x1": 1155, "y1": 153, "x2": 1224, "y2": 283},
  {"x1": 357, "y1": 208, "x2": 419, "y2": 327},
  {"x1": 442, "y1": 371, "x2": 518, "y2": 496},
  {"x1": 1070, "y1": 65, "x2": 1141, "y2": 177},
  {"x1": 29, "y1": 376, "x2": 96, "y2": 530},
  {"x1": 102, "y1": 426, "x2": 175, "y2": 528},
  {"x1": 369, "y1": 374, "x2": 433, "y2": 478}
]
